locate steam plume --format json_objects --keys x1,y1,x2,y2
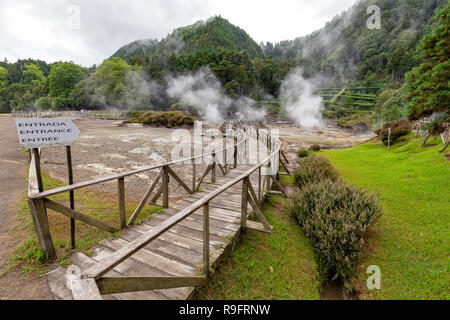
[
  {"x1": 166, "y1": 67, "x2": 266, "y2": 122},
  {"x1": 280, "y1": 68, "x2": 324, "y2": 128}
]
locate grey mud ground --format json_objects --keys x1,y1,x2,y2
[
  {"x1": 0, "y1": 116, "x2": 52, "y2": 299},
  {"x1": 0, "y1": 116, "x2": 374, "y2": 299}
]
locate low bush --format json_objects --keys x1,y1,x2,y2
[
  {"x1": 294, "y1": 156, "x2": 338, "y2": 189},
  {"x1": 291, "y1": 179, "x2": 382, "y2": 281},
  {"x1": 297, "y1": 149, "x2": 309, "y2": 158},
  {"x1": 376, "y1": 119, "x2": 410, "y2": 145},
  {"x1": 124, "y1": 111, "x2": 194, "y2": 128},
  {"x1": 310, "y1": 144, "x2": 321, "y2": 151}
]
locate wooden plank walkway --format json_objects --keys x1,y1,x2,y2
[{"x1": 46, "y1": 164, "x2": 265, "y2": 300}]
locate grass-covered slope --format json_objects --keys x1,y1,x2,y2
[
  {"x1": 320, "y1": 134, "x2": 449, "y2": 299},
  {"x1": 197, "y1": 194, "x2": 320, "y2": 299}
]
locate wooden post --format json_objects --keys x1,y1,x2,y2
[
  {"x1": 118, "y1": 177, "x2": 126, "y2": 229},
  {"x1": 162, "y1": 166, "x2": 169, "y2": 208},
  {"x1": 223, "y1": 135, "x2": 227, "y2": 173},
  {"x1": 32, "y1": 148, "x2": 44, "y2": 192},
  {"x1": 66, "y1": 146, "x2": 76, "y2": 249},
  {"x1": 243, "y1": 129, "x2": 247, "y2": 164},
  {"x1": 388, "y1": 128, "x2": 391, "y2": 151},
  {"x1": 421, "y1": 132, "x2": 432, "y2": 147},
  {"x1": 211, "y1": 151, "x2": 216, "y2": 183},
  {"x1": 192, "y1": 143, "x2": 196, "y2": 192},
  {"x1": 278, "y1": 149, "x2": 281, "y2": 179},
  {"x1": 203, "y1": 202, "x2": 210, "y2": 278},
  {"x1": 28, "y1": 198, "x2": 56, "y2": 261},
  {"x1": 241, "y1": 177, "x2": 248, "y2": 231},
  {"x1": 192, "y1": 157, "x2": 196, "y2": 193},
  {"x1": 258, "y1": 166, "x2": 262, "y2": 203},
  {"x1": 30, "y1": 148, "x2": 56, "y2": 259},
  {"x1": 266, "y1": 160, "x2": 272, "y2": 191},
  {"x1": 256, "y1": 128, "x2": 260, "y2": 165},
  {"x1": 233, "y1": 133, "x2": 238, "y2": 168}
]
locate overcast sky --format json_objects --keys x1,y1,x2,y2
[{"x1": 0, "y1": 0, "x2": 358, "y2": 66}]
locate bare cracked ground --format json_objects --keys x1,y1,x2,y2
[
  {"x1": 39, "y1": 119, "x2": 217, "y2": 204},
  {"x1": 0, "y1": 116, "x2": 52, "y2": 300}
]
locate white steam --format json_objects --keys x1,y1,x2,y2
[
  {"x1": 280, "y1": 68, "x2": 324, "y2": 128},
  {"x1": 234, "y1": 96, "x2": 266, "y2": 121},
  {"x1": 167, "y1": 67, "x2": 266, "y2": 122}
]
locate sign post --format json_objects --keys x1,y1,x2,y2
[
  {"x1": 66, "y1": 146, "x2": 76, "y2": 249},
  {"x1": 16, "y1": 117, "x2": 80, "y2": 249}
]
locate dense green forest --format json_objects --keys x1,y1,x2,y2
[
  {"x1": 0, "y1": 1, "x2": 448, "y2": 127},
  {"x1": 112, "y1": 16, "x2": 265, "y2": 61}
]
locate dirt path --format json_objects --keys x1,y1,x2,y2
[{"x1": 0, "y1": 115, "x2": 52, "y2": 300}]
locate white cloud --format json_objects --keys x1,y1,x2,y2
[{"x1": 0, "y1": 0, "x2": 358, "y2": 66}]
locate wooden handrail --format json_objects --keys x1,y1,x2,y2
[{"x1": 81, "y1": 130, "x2": 281, "y2": 280}]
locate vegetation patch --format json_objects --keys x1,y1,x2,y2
[
  {"x1": 375, "y1": 119, "x2": 410, "y2": 146},
  {"x1": 2, "y1": 171, "x2": 161, "y2": 276},
  {"x1": 309, "y1": 144, "x2": 321, "y2": 152},
  {"x1": 320, "y1": 134, "x2": 449, "y2": 299},
  {"x1": 197, "y1": 194, "x2": 320, "y2": 299},
  {"x1": 294, "y1": 155, "x2": 338, "y2": 189},
  {"x1": 296, "y1": 148, "x2": 309, "y2": 158},
  {"x1": 124, "y1": 110, "x2": 194, "y2": 128},
  {"x1": 291, "y1": 179, "x2": 382, "y2": 285}
]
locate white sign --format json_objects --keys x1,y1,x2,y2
[{"x1": 15, "y1": 118, "x2": 80, "y2": 149}]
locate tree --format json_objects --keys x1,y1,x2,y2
[
  {"x1": 48, "y1": 62, "x2": 86, "y2": 98},
  {"x1": 211, "y1": 50, "x2": 257, "y2": 96},
  {"x1": 22, "y1": 63, "x2": 46, "y2": 86},
  {"x1": 0, "y1": 66, "x2": 7, "y2": 89},
  {"x1": 405, "y1": 4, "x2": 450, "y2": 120}
]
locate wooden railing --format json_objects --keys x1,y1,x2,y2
[
  {"x1": 27, "y1": 125, "x2": 284, "y2": 299},
  {"x1": 11, "y1": 109, "x2": 64, "y2": 118},
  {"x1": 414, "y1": 120, "x2": 449, "y2": 153}
]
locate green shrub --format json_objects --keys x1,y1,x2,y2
[
  {"x1": 35, "y1": 96, "x2": 52, "y2": 110},
  {"x1": 376, "y1": 119, "x2": 410, "y2": 145},
  {"x1": 297, "y1": 149, "x2": 309, "y2": 158},
  {"x1": 310, "y1": 144, "x2": 321, "y2": 151},
  {"x1": 291, "y1": 179, "x2": 382, "y2": 281},
  {"x1": 294, "y1": 156, "x2": 338, "y2": 189},
  {"x1": 124, "y1": 111, "x2": 194, "y2": 128}
]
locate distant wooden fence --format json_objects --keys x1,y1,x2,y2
[
  {"x1": 11, "y1": 109, "x2": 64, "y2": 118},
  {"x1": 27, "y1": 125, "x2": 285, "y2": 298},
  {"x1": 414, "y1": 120, "x2": 449, "y2": 153},
  {"x1": 11, "y1": 109, "x2": 126, "y2": 120}
]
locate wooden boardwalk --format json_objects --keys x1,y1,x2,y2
[
  {"x1": 47, "y1": 164, "x2": 266, "y2": 300},
  {"x1": 25, "y1": 125, "x2": 285, "y2": 299}
]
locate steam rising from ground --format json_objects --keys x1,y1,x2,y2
[
  {"x1": 166, "y1": 68, "x2": 266, "y2": 122},
  {"x1": 280, "y1": 68, "x2": 325, "y2": 128}
]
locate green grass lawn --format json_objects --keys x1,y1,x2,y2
[
  {"x1": 2, "y1": 170, "x2": 161, "y2": 276},
  {"x1": 320, "y1": 134, "x2": 449, "y2": 300},
  {"x1": 197, "y1": 194, "x2": 320, "y2": 300}
]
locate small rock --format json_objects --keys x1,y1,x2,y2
[{"x1": 352, "y1": 123, "x2": 369, "y2": 135}]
